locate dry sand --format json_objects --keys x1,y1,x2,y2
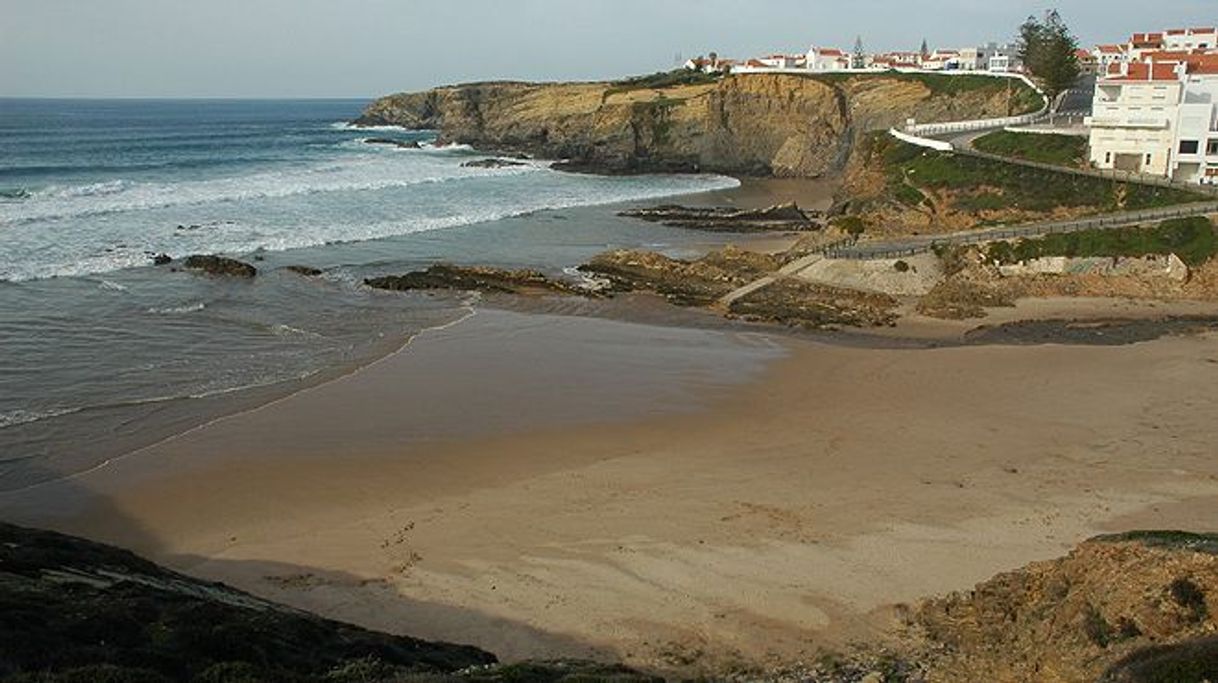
[{"x1": 4, "y1": 304, "x2": 1218, "y2": 675}]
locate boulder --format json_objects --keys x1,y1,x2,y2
[
  {"x1": 285, "y1": 265, "x2": 324, "y2": 277},
  {"x1": 182, "y1": 254, "x2": 257, "y2": 278},
  {"x1": 364, "y1": 137, "x2": 422, "y2": 149},
  {"x1": 149, "y1": 253, "x2": 172, "y2": 266},
  {"x1": 461, "y1": 158, "x2": 528, "y2": 169}
]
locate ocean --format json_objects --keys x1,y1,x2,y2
[{"x1": 0, "y1": 98, "x2": 746, "y2": 490}]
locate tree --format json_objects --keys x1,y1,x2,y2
[
  {"x1": 1017, "y1": 9, "x2": 1081, "y2": 98},
  {"x1": 920, "y1": 38, "x2": 930, "y2": 59},
  {"x1": 853, "y1": 35, "x2": 866, "y2": 69}
]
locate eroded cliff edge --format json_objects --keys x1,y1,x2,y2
[{"x1": 354, "y1": 73, "x2": 1041, "y2": 176}]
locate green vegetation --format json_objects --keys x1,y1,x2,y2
[
  {"x1": 870, "y1": 135, "x2": 1207, "y2": 217},
  {"x1": 831, "y1": 215, "x2": 868, "y2": 236},
  {"x1": 1017, "y1": 10, "x2": 1081, "y2": 97},
  {"x1": 973, "y1": 130, "x2": 1088, "y2": 167},
  {"x1": 805, "y1": 71, "x2": 1044, "y2": 115},
  {"x1": 984, "y1": 217, "x2": 1218, "y2": 267},
  {"x1": 607, "y1": 69, "x2": 719, "y2": 95}
]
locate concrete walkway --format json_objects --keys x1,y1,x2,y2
[{"x1": 715, "y1": 253, "x2": 825, "y2": 307}]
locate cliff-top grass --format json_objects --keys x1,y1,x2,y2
[
  {"x1": 871, "y1": 134, "x2": 1209, "y2": 217},
  {"x1": 808, "y1": 70, "x2": 1045, "y2": 114},
  {"x1": 973, "y1": 130, "x2": 1089, "y2": 167}
]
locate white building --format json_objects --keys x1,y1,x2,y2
[
  {"x1": 1164, "y1": 27, "x2": 1218, "y2": 51},
  {"x1": 1086, "y1": 57, "x2": 1218, "y2": 183},
  {"x1": 921, "y1": 49, "x2": 961, "y2": 71},
  {"x1": 758, "y1": 54, "x2": 804, "y2": 69},
  {"x1": 805, "y1": 47, "x2": 851, "y2": 72}
]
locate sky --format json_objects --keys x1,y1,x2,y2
[{"x1": 1, "y1": 0, "x2": 1215, "y2": 98}]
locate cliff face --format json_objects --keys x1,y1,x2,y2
[{"x1": 355, "y1": 74, "x2": 1035, "y2": 177}]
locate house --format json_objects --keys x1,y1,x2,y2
[
  {"x1": 1164, "y1": 27, "x2": 1218, "y2": 51},
  {"x1": 1086, "y1": 56, "x2": 1218, "y2": 183},
  {"x1": 1127, "y1": 32, "x2": 1165, "y2": 60},
  {"x1": 805, "y1": 47, "x2": 851, "y2": 72},
  {"x1": 1076, "y1": 49, "x2": 1099, "y2": 76},
  {"x1": 921, "y1": 49, "x2": 961, "y2": 71},
  {"x1": 758, "y1": 54, "x2": 804, "y2": 69},
  {"x1": 683, "y1": 53, "x2": 737, "y2": 74},
  {"x1": 1093, "y1": 44, "x2": 1128, "y2": 71},
  {"x1": 957, "y1": 46, "x2": 990, "y2": 71}
]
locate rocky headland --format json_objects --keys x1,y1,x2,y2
[{"x1": 354, "y1": 73, "x2": 1039, "y2": 176}]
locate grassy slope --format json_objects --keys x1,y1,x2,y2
[
  {"x1": 973, "y1": 130, "x2": 1089, "y2": 167},
  {"x1": 985, "y1": 217, "x2": 1218, "y2": 267},
  {"x1": 874, "y1": 134, "x2": 1207, "y2": 216},
  {"x1": 807, "y1": 71, "x2": 1044, "y2": 114}
]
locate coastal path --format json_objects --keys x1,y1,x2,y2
[
  {"x1": 824, "y1": 201, "x2": 1218, "y2": 260},
  {"x1": 714, "y1": 252, "x2": 825, "y2": 308}
]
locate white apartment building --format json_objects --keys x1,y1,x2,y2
[
  {"x1": 1164, "y1": 27, "x2": 1218, "y2": 51},
  {"x1": 1087, "y1": 59, "x2": 1218, "y2": 183}
]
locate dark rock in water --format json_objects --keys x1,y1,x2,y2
[
  {"x1": 150, "y1": 253, "x2": 172, "y2": 266},
  {"x1": 618, "y1": 201, "x2": 823, "y2": 233},
  {"x1": 364, "y1": 137, "x2": 422, "y2": 149},
  {"x1": 461, "y1": 158, "x2": 528, "y2": 169},
  {"x1": 0, "y1": 522, "x2": 496, "y2": 682},
  {"x1": 286, "y1": 265, "x2": 324, "y2": 277},
  {"x1": 366, "y1": 264, "x2": 587, "y2": 296},
  {"x1": 183, "y1": 254, "x2": 257, "y2": 278},
  {"x1": 252, "y1": 254, "x2": 265, "y2": 262}
]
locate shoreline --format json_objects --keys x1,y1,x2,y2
[{"x1": 4, "y1": 297, "x2": 1218, "y2": 675}]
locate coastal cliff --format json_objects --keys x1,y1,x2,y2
[{"x1": 355, "y1": 73, "x2": 1040, "y2": 176}]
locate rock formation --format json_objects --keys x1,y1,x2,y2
[
  {"x1": 354, "y1": 73, "x2": 1038, "y2": 177},
  {"x1": 182, "y1": 254, "x2": 257, "y2": 278},
  {"x1": 619, "y1": 201, "x2": 822, "y2": 232},
  {"x1": 365, "y1": 264, "x2": 588, "y2": 296},
  {"x1": 363, "y1": 137, "x2": 421, "y2": 149}
]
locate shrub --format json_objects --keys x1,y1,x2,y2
[
  {"x1": 894, "y1": 260, "x2": 911, "y2": 273},
  {"x1": 1170, "y1": 578, "x2": 1209, "y2": 622}
]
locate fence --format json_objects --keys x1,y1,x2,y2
[{"x1": 823, "y1": 201, "x2": 1218, "y2": 260}]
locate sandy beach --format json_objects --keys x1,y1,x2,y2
[{"x1": 5, "y1": 297, "x2": 1218, "y2": 675}]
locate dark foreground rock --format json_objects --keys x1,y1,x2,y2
[
  {"x1": 0, "y1": 522, "x2": 496, "y2": 682},
  {"x1": 285, "y1": 265, "x2": 324, "y2": 277},
  {"x1": 461, "y1": 158, "x2": 528, "y2": 169},
  {"x1": 364, "y1": 137, "x2": 421, "y2": 149},
  {"x1": 148, "y1": 252, "x2": 172, "y2": 266},
  {"x1": 366, "y1": 264, "x2": 588, "y2": 296},
  {"x1": 619, "y1": 202, "x2": 823, "y2": 232},
  {"x1": 182, "y1": 254, "x2": 257, "y2": 278}
]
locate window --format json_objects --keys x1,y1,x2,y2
[
  {"x1": 1105, "y1": 152, "x2": 1112, "y2": 164},
  {"x1": 1208, "y1": 140, "x2": 1218, "y2": 155},
  {"x1": 1180, "y1": 140, "x2": 1201, "y2": 155},
  {"x1": 1146, "y1": 153, "x2": 1154, "y2": 165}
]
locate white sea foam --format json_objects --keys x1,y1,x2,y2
[
  {"x1": 0, "y1": 145, "x2": 739, "y2": 282},
  {"x1": 146, "y1": 302, "x2": 206, "y2": 315},
  {"x1": 98, "y1": 279, "x2": 129, "y2": 291},
  {"x1": 0, "y1": 407, "x2": 81, "y2": 430}
]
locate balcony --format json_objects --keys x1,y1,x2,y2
[{"x1": 1084, "y1": 116, "x2": 1170, "y2": 129}]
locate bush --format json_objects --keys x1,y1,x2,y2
[
  {"x1": 832, "y1": 215, "x2": 868, "y2": 236},
  {"x1": 607, "y1": 69, "x2": 719, "y2": 95},
  {"x1": 894, "y1": 260, "x2": 911, "y2": 272},
  {"x1": 1170, "y1": 578, "x2": 1209, "y2": 622}
]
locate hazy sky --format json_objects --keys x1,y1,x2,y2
[{"x1": 2, "y1": 0, "x2": 1214, "y2": 98}]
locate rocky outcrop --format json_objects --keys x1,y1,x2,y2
[
  {"x1": 461, "y1": 158, "x2": 528, "y2": 169},
  {"x1": 365, "y1": 264, "x2": 588, "y2": 296},
  {"x1": 728, "y1": 278, "x2": 899, "y2": 328},
  {"x1": 619, "y1": 201, "x2": 822, "y2": 232},
  {"x1": 182, "y1": 254, "x2": 257, "y2": 278},
  {"x1": 912, "y1": 531, "x2": 1218, "y2": 683},
  {"x1": 355, "y1": 74, "x2": 1038, "y2": 177},
  {"x1": 579, "y1": 246, "x2": 780, "y2": 306},
  {"x1": 0, "y1": 522, "x2": 495, "y2": 682},
  {"x1": 364, "y1": 137, "x2": 421, "y2": 149}
]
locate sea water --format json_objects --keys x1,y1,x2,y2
[{"x1": 0, "y1": 98, "x2": 747, "y2": 489}]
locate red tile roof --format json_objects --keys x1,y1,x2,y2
[
  {"x1": 817, "y1": 48, "x2": 845, "y2": 56},
  {"x1": 1097, "y1": 44, "x2": 1124, "y2": 54},
  {"x1": 1103, "y1": 62, "x2": 1180, "y2": 82}
]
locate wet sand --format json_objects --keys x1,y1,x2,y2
[{"x1": 5, "y1": 299, "x2": 1218, "y2": 675}]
